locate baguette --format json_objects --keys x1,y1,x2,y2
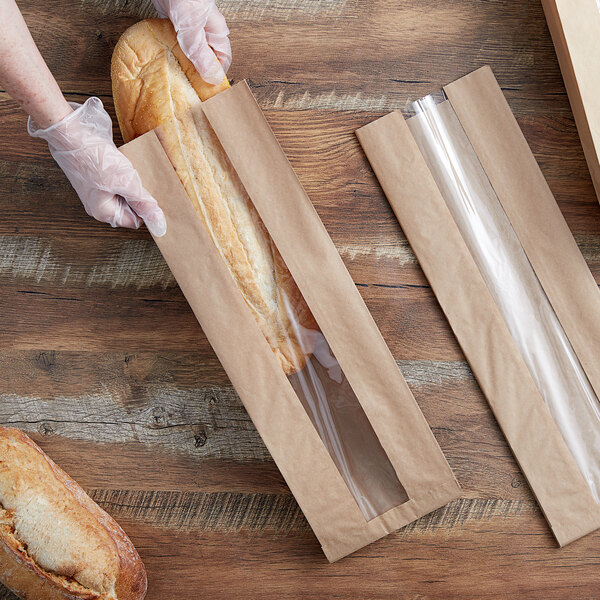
[
  {"x1": 111, "y1": 19, "x2": 316, "y2": 375},
  {"x1": 0, "y1": 427, "x2": 146, "y2": 600}
]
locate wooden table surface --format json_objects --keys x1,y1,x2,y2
[{"x1": 2, "y1": 0, "x2": 600, "y2": 598}]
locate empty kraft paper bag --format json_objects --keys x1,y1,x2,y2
[
  {"x1": 119, "y1": 81, "x2": 460, "y2": 561},
  {"x1": 356, "y1": 66, "x2": 600, "y2": 546},
  {"x1": 541, "y1": 0, "x2": 600, "y2": 203}
]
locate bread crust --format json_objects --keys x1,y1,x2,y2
[
  {"x1": 111, "y1": 19, "x2": 230, "y2": 144},
  {"x1": 0, "y1": 427, "x2": 146, "y2": 600},
  {"x1": 111, "y1": 19, "x2": 316, "y2": 374}
]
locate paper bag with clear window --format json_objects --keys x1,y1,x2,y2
[
  {"x1": 356, "y1": 66, "x2": 600, "y2": 546},
  {"x1": 117, "y1": 79, "x2": 460, "y2": 561}
]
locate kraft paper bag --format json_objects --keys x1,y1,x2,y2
[
  {"x1": 119, "y1": 81, "x2": 460, "y2": 561},
  {"x1": 542, "y1": 0, "x2": 600, "y2": 203},
  {"x1": 356, "y1": 66, "x2": 600, "y2": 546}
]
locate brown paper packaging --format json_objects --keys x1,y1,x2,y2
[
  {"x1": 356, "y1": 66, "x2": 600, "y2": 546},
  {"x1": 542, "y1": 0, "x2": 600, "y2": 203},
  {"x1": 119, "y1": 81, "x2": 460, "y2": 561}
]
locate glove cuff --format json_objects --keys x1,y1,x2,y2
[
  {"x1": 27, "y1": 101, "x2": 85, "y2": 139},
  {"x1": 27, "y1": 97, "x2": 113, "y2": 153}
]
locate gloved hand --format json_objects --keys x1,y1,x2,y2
[
  {"x1": 153, "y1": 0, "x2": 231, "y2": 85},
  {"x1": 28, "y1": 97, "x2": 166, "y2": 237}
]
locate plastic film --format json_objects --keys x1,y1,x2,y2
[
  {"x1": 408, "y1": 94, "x2": 600, "y2": 501},
  {"x1": 273, "y1": 241, "x2": 408, "y2": 519},
  {"x1": 287, "y1": 320, "x2": 409, "y2": 520}
]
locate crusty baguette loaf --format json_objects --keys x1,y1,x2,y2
[
  {"x1": 111, "y1": 19, "x2": 316, "y2": 375},
  {"x1": 0, "y1": 427, "x2": 146, "y2": 600}
]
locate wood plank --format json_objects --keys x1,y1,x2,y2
[
  {"x1": 2, "y1": 226, "x2": 600, "y2": 292},
  {"x1": 0, "y1": 108, "x2": 597, "y2": 243},
  {"x1": 0, "y1": 351, "x2": 529, "y2": 499},
  {"x1": 9, "y1": 0, "x2": 574, "y2": 117},
  {"x1": 0, "y1": 281, "x2": 464, "y2": 359}
]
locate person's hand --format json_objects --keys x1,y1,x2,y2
[
  {"x1": 153, "y1": 0, "x2": 231, "y2": 85},
  {"x1": 28, "y1": 97, "x2": 166, "y2": 237}
]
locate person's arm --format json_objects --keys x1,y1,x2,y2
[
  {"x1": 0, "y1": 0, "x2": 166, "y2": 236},
  {"x1": 0, "y1": 0, "x2": 72, "y2": 128}
]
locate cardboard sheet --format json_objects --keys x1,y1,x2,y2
[
  {"x1": 356, "y1": 66, "x2": 600, "y2": 546},
  {"x1": 120, "y1": 82, "x2": 460, "y2": 561},
  {"x1": 541, "y1": 0, "x2": 600, "y2": 202}
]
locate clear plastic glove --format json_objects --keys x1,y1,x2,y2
[
  {"x1": 153, "y1": 0, "x2": 231, "y2": 85},
  {"x1": 28, "y1": 97, "x2": 166, "y2": 237}
]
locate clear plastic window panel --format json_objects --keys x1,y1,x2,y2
[{"x1": 407, "y1": 94, "x2": 600, "y2": 501}]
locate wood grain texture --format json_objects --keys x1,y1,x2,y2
[{"x1": 1, "y1": 0, "x2": 600, "y2": 597}]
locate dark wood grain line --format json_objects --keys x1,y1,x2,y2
[
  {"x1": 89, "y1": 489, "x2": 309, "y2": 533},
  {"x1": 398, "y1": 497, "x2": 537, "y2": 536},
  {"x1": 87, "y1": 490, "x2": 536, "y2": 535}
]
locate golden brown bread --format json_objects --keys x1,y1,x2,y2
[
  {"x1": 0, "y1": 427, "x2": 146, "y2": 600},
  {"x1": 111, "y1": 19, "x2": 316, "y2": 375}
]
